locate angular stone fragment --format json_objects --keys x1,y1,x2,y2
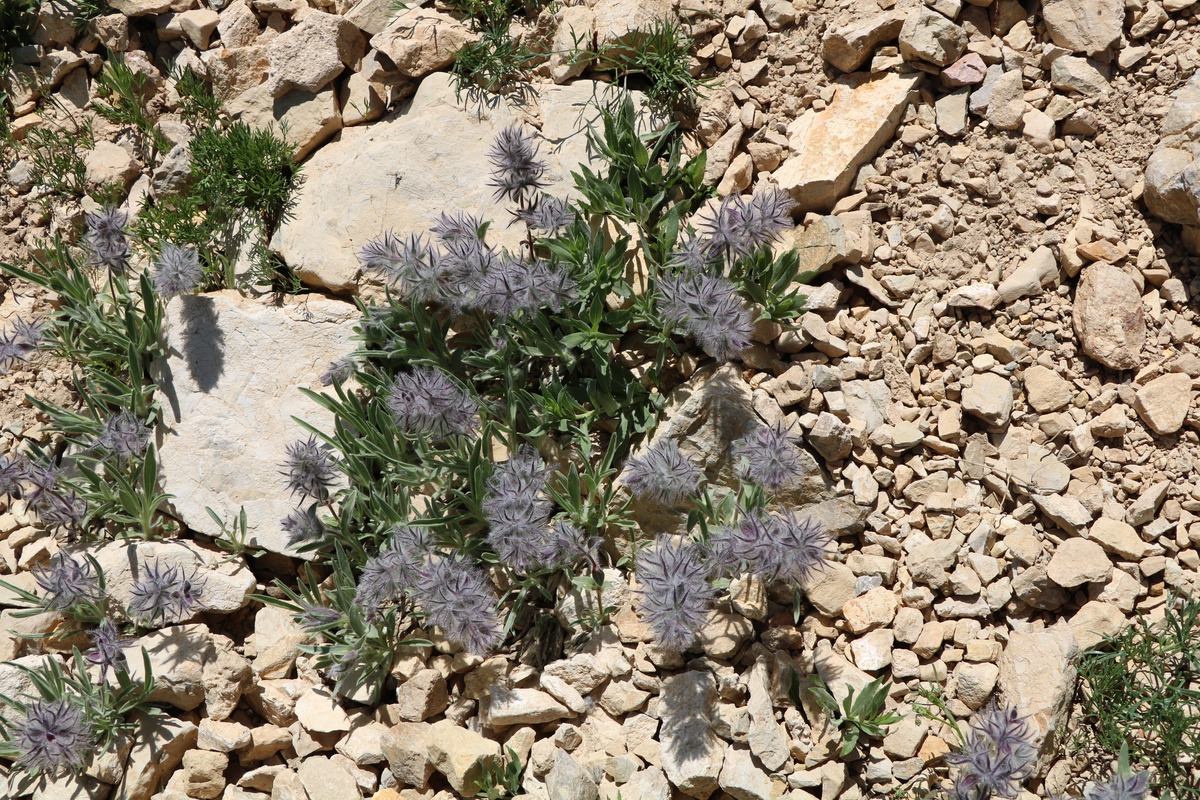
[
  {"x1": 898, "y1": 8, "x2": 966, "y2": 66},
  {"x1": 1047, "y1": 538, "x2": 1112, "y2": 588},
  {"x1": 775, "y1": 72, "x2": 918, "y2": 212},
  {"x1": 1042, "y1": 0, "x2": 1122, "y2": 54},
  {"x1": 93, "y1": 540, "x2": 255, "y2": 620},
  {"x1": 225, "y1": 82, "x2": 343, "y2": 161},
  {"x1": 1088, "y1": 518, "x2": 1146, "y2": 560},
  {"x1": 821, "y1": 10, "x2": 905, "y2": 72},
  {"x1": 1133, "y1": 372, "x2": 1192, "y2": 435},
  {"x1": 370, "y1": 9, "x2": 475, "y2": 78},
  {"x1": 382, "y1": 722, "x2": 435, "y2": 788},
  {"x1": 659, "y1": 671, "x2": 724, "y2": 799},
  {"x1": 487, "y1": 687, "x2": 571, "y2": 726},
  {"x1": 426, "y1": 719, "x2": 501, "y2": 795},
  {"x1": 266, "y1": 10, "x2": 363, "y2": 96},
  {"x1": 1023, "y1": 365, "x2": 1072, "y2": 413},
  {"x1": 998, "y1": 623, "x2": 1079, "y2": 768},
  {"x1": 155, "y1": 292, "x2": 358, "y2": 557},
  {"x1": 746, "y1": 658, "x2": 788, "y2": 772},
  {"x1": 1068, "y1": 600, "x2": 1126, "y2": 650},
  {"x1": 961, "y1": 373, "x2": 1013, "y2": 428},
  {"x1": 1072, "y1": 264, "x2": 1146, "y2": 370}
]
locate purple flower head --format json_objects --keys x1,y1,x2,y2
[
  {"x1": 635, "y1": 539, "x2": 715, "y2": 651},
  {"x1": 84, "y1": 206, "x2": 131, "y2": 275},
  {"x1": 483, "y1": 447, "x2": 553, "y2": 573},
  {"x1": 731, "y1": 422, "x2": 808, "y2": 491},
  {"x1": 623, "y1": 440, "x2": 701, "y2": 506},
  {"x1": 701, "y1": 187, "x2": 795, "y2": 260},
  {"x1": 658, "y1": 270, "x2": 752, "y2": 361},
  {"x1": 281, "y1": 505, "x2": 326, "y2": 547},
  {"x1": 354, "y1": 525, "x2": 432, "y2": 618},
  {"x1": 516, "y1": 195, "x2": 575, "y2": 234},
  {"x1": 358, "y1": 231, "x2": 430, "y2": 291},
  {"x1": 320, "y1": 356, "x2": 356, "y2": 386},
  {"x1": 387, "y1": 366, "x2": 479, "y2": 440},
  {"x1": 296, "y1": 602, "x2": 342, "y2": 632},
  {"x1": 0, "y1": 316, "x2": 45, "y2": 374},
  {"x1": 22, "y1": 459, "x2": 62, "y2": 512},
  {"x1": 947, "y1": 705, "x2": 1038, "y2": 800},
  {"x1": 152, "y1": 244, "x2": 203, "y2": 299},
  {"x1": 0, "y1": 454, "x2": 26, "y2": 501},
  {"x1": 709, "y1": 509, "x2": 831, "y2": 584},
  {"x1": 431, "y1": 211, "x2": 488, "y2": 245},
  {"x1": 541, "y1": 519, "x2": 603, "y2": 571},
  {"x1": 86, "y1": 618, "x2": 129, "y2": 672},
  {"x1": 128, "y1": 559, "x2": 207, "y2": 626},
  {"x1": 281, "y1": 435, "x2": 338, "y2": 503},
  {"x1": 488, "y1": 124, "x2": 547, "y2": 203},
  {"x1": 38, "y1": 492, "x2": 88, "y2": 531},
  {"x1": 670, "y1": 234, "x2": 720, "y2": 274},
  {"x1": 33, "y1": 553, "x2": 100, "y2": 612},
  {"x1": 96, "y1": 410, "x2": 151, "y2": 462},
  {"x1": 1086, "y1": 770, "x2": 1151, "y2": 800},
  {"x1": 414, "y1": 555, "x2": 504, "y2": 655},
  {"x1": 14, "y1": 699, "x2": 93, "y2": 774}
]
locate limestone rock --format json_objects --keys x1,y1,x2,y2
[
  {"x1": 1133, "y1": 372, "x2": 1192, "y2": 435},
  {"x1": 178, "y1": 8, "x2": 221, "y2": 49},
  {"x1": 273, "y1": 73, "x2": 632, "y2": 293},
  {"x1": 546, "y1": 750, "x2": 599, "y2": 800},
  {"x1": 108, "y1": 0, "x2": 171, "y2": 15},
  {"x1": 997, "y1": 246, "x2": 1058, "y2": 303},
  {"x1": 1072, "y1": 264, "x2": 1145, "y2": 371},
  {"x1": 295, "y1": 687, "x2": 352, "y2": 734},
  {"x1": 154, "y1": 292, "x2": 358, "y2": 557},
  {"x1": 998, "y1": 623, "x2": 1079, "y2": 767},
  {"x1": 84, "y1": 141, "x2": 139, "y2": 189},
  {"x1": 1050, "y1": 56, "x2": 1110, "y2": 97},
  {"x1": 961, "y1": 373, "x2": 1013, "y2": 428},
  {"x1": 746, "y1": 658, "x2": 788, "y2": 772},
  {"x1": 298, "y1": 756, "x2": 359, "y2": 800},
  {"x1": 487, "y1": 687, "x2": 571, "y2": 726},
  {"x1": 984, "y1": 69, "x2": 1025, "y2": 130},
  {"x1": 659, "y1": 671, "x2": 724, "y2": 799},
  {"x1": 1088, "y1": 518, "x2": 1146, "y2": 560},
  {"x1": 591, "y1": 0, "x2": 674, "y2": 49},
  {"x1": 954, "y1": 662, "x2": 999, "y2": 710},
  {"x1": 382, "y1": 722, "x2": 435, "y2": 788},
  {"x1": 113, "y1": 714, "x2": 198, "y2": 800},
  {"x1": 371, "y1": 9, "x2": 475, "y2": 78},
  {"x1": 123, "y1": 624, "x2": 217, "y2": 711},
  {"x1": 396, "y1": 669, "x2": 449, "y2": 722},
  {"x1": 426, "y1": 719, "x2": 501, "y2": 795},
  {"x1": 821, "y1": 10, "x2": 905, "y2": 73},
  {"x1": 92, "y1": 539, "x2": 255, "y2": 621},
  {"x1": 1023, "y1": 365, "x2": 1072, "y2": 413},
  {"x1": 718, "y1": 747, "x2": 780, "y2": 800},
  {"x1": 898, "y1": 8, "x2": 966, "y2": 67},
  {"x1": 802, "y1": 561, "x2": 857, "y2": 617},
  {"x1": 1047, "y1": 538, "x2": 1112, "y2": 588},
  {"x1": 1042, "y1": 0, "x2": 1122, "y2": 54},
  {"x1": 1068, "y1": 600, "x2": 1126, "y2": 650},
  {"x1": 775, "y1": 72, "x2": 918, "y2": 212},
  {"x1": 265, "y1": 10, "x2": 363, "y2": 96},
  {"x1": 842, "y1": 586, "x2": 898, "y2": 634},
  {"x1": 225, "y1": 81, "x2": 342, "y2": 161}
]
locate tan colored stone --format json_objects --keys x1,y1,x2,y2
[
  {"x1": 1073, "y1": 263, "x2": 1145, "y2": 371},
  {"x1": 1134, "y1": 372, "x2": 1192, "y2": 435}
]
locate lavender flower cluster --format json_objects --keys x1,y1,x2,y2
[
  {"x1": 624, "y1": 432, "x2": 830, "y2": 651},
  {"x1": 128, "y1": 559, "x2": 207, "y2": 626},
  {"x1": 33, "y1": 552, "x2": 101, "y2": 612},
  {"x1": 13, "y1": 699, "x2": 93, "y2": 775},
  {"x1": 483, "y1": 447, "x2": 600, "y2": 574},
  {"x1": 353, "y1": 525, "x2": 503, "y2": 655},
  {"x1": 152, "y1": 244, "x2": 203, "y2": 299},
  {"x1": 657, "y1": 187, "x2": 796, "y2": 362},
  {"x1": 0, "y1": 316, "x2": 44, "y2": 375},
  {"x1": 357, "y1": 126, "x2": 576, "y2": 318},
  {"x1": 0, "y1": 454, "x2": 87, "y2": 531},
  {"x1": 947, "y1": 705, "x2": 1039, "y2": 800},
  {"x1": 84, "y1": 207, "x2": 131, "y2": 275}
]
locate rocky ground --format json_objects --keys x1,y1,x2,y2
[{"x1": 4, "y1": 0, "x2": 1200, "y2": 797}]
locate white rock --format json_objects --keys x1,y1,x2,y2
[
  {"x1": 265, "y1": 10, "x2": 363, "y2": 96},
  {"x1": 371, "y1": 9, "x2": 475, "y2": 78},
  {"x1": 998, "y1": 622, "x2": 1079, "y2": 766},
  {"x1": 1023, "y1": 365, "x2": 1072, "y2": 413},
  {"x1": 961, "y1": 373, "x2": 1013, "y2": 428},
  {"x1": 1047, "y1": 538, "x2": 1112, "y2": 587},
  {"x1": 154, "y1": 292, "x2": 359, "y2": 557},
  {"x1": 1042, "y1": 0, "x2": 1122, "y2": 54},
  {"x1": 898, "y1": 8, "x2": 966, "y2": 66},
  {"x1": 775, "y1": 72, "x2": 918, "y2": 212},
  {"x1": 123, "y1": 624, "x2": 217, "y2": 711},
  {"x1": 426, "y1": 719, "x2": 501, "y2": 795},
  {"x1": 225, "y1": 81, "x2": 342, "y2": 161},
  {"x1": 1072, "y1": 263, "x2": 1146, "y2": 371},
  {"x1": 659, "y1": 671, "x2": 724, "y2": 799},
  {"x1": 1133, "y1": 372, "x2": 1192, "y2": 435}
]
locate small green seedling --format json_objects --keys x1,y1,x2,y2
[{"x1": 793, "y1": 671, "x2": 902, "y2": 758}]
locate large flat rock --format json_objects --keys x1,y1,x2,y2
[
  {"x1": 155, "y1": 291, "x2": 358, "y2": 556},
  {"x1": 775, "y1": 71, "x2": 918, "y2": 213},
  {"x1": 273, "y1": 73, "x2": 633, "y2": 294}
]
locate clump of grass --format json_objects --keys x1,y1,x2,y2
[
  {"x1": 1077, "y1": 594, "x2": 1200, "y2": 800},
  {"x1": 591, "y1": 19, "x2": 708, "y2": 115},
  {"x1": 93, "y1": 54, "x2": 169, "y2": 168}
]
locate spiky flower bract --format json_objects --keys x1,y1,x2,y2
[
  {"x1": 476, "y1": 256, "x2": 577, "y2": 318},
  {"x1": 152, "y1": 244, "x2": 203, "y2": 299},
  {"x1": 84, "y1": 206, "x2": 131, "y2": 275},
  {"x1": 623, "y1": 440, "x2": 701, "y2": 506},
  {"x1": 14, "y1": 699, "x2": 93, "y2": 774},
  {"x1": 488, "y1": 123, "x2": 546, "y2": 203},
  {"x1": 33, "y1": 553, "x2": 100, "y2": 612},
  {"x1": 709, "y1": 509, "x2": 831, "y2": 584},
  {"x1": 281, "y1": 505, "x2": 326, "y2": 547},
  {"x1": 0, "y1": 316, "x2": 44, "y2": 374},
  {"x1": 658, "y1": 271, "x2": 752, "y2": 361},
  {"x1": 281, "y1": 435, "x2": 338, "y2": 503},
  {"x1": 731, "y1": 422, "x2": 808, "y2": 490},
  {"x1": 670, "y1": 234, "x2": 721, "y2": 273},
  {"x1": 128, "y1": 560, "x2": 206, "y2": 626},
  {"x1": 296, "y1": 602, "x2": 342, "y2": 632},
  {"x1": 320, "y1": 356, "x2": 356, "y2": 386},
  {"x1": 86, "y1": 618, "x2": 129, "y2": 672},
  {"x1": 483, "y1": 447, "x2": 552, "y2": 573},
  {"x1": 517, "y1": 195, "x2": 575, "y2": 234},
  {"x1": 1086, "y1": 771, "x2": 1151, "y2": 800},
  {"x1": 701, "y1": 187, "x2": 795, "y2": 260},
  {"x1": 947, "y1": 705, "x2": 1038, "y2": 800},
  {"x1": 354, "y1": 525, "x2": 432, "y2": 618},
  {"x1": 414, "y1": 556, "x2": 504, "y2": 655},
  {"x1": 430, "y1": 210, "x2": 487, "y2": 244},
  {"x1": 635, "y1": 539, "x2": 715, "y2": 651},
  {"x1": 38, "y1": 492, "x2": 88, "y2": 530},
  {"x1": 387, "y1": 366, "x2": 479, "y2": 440},
  {"x1": 96, "y1": 410, "x2": 151, "y2": 462},
  {"x1": 0, "y1": 454, "x2": 25, "y2": 501},
  {"x1": 542, "y1": 520, "x2": 603, "y2": 571}
]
